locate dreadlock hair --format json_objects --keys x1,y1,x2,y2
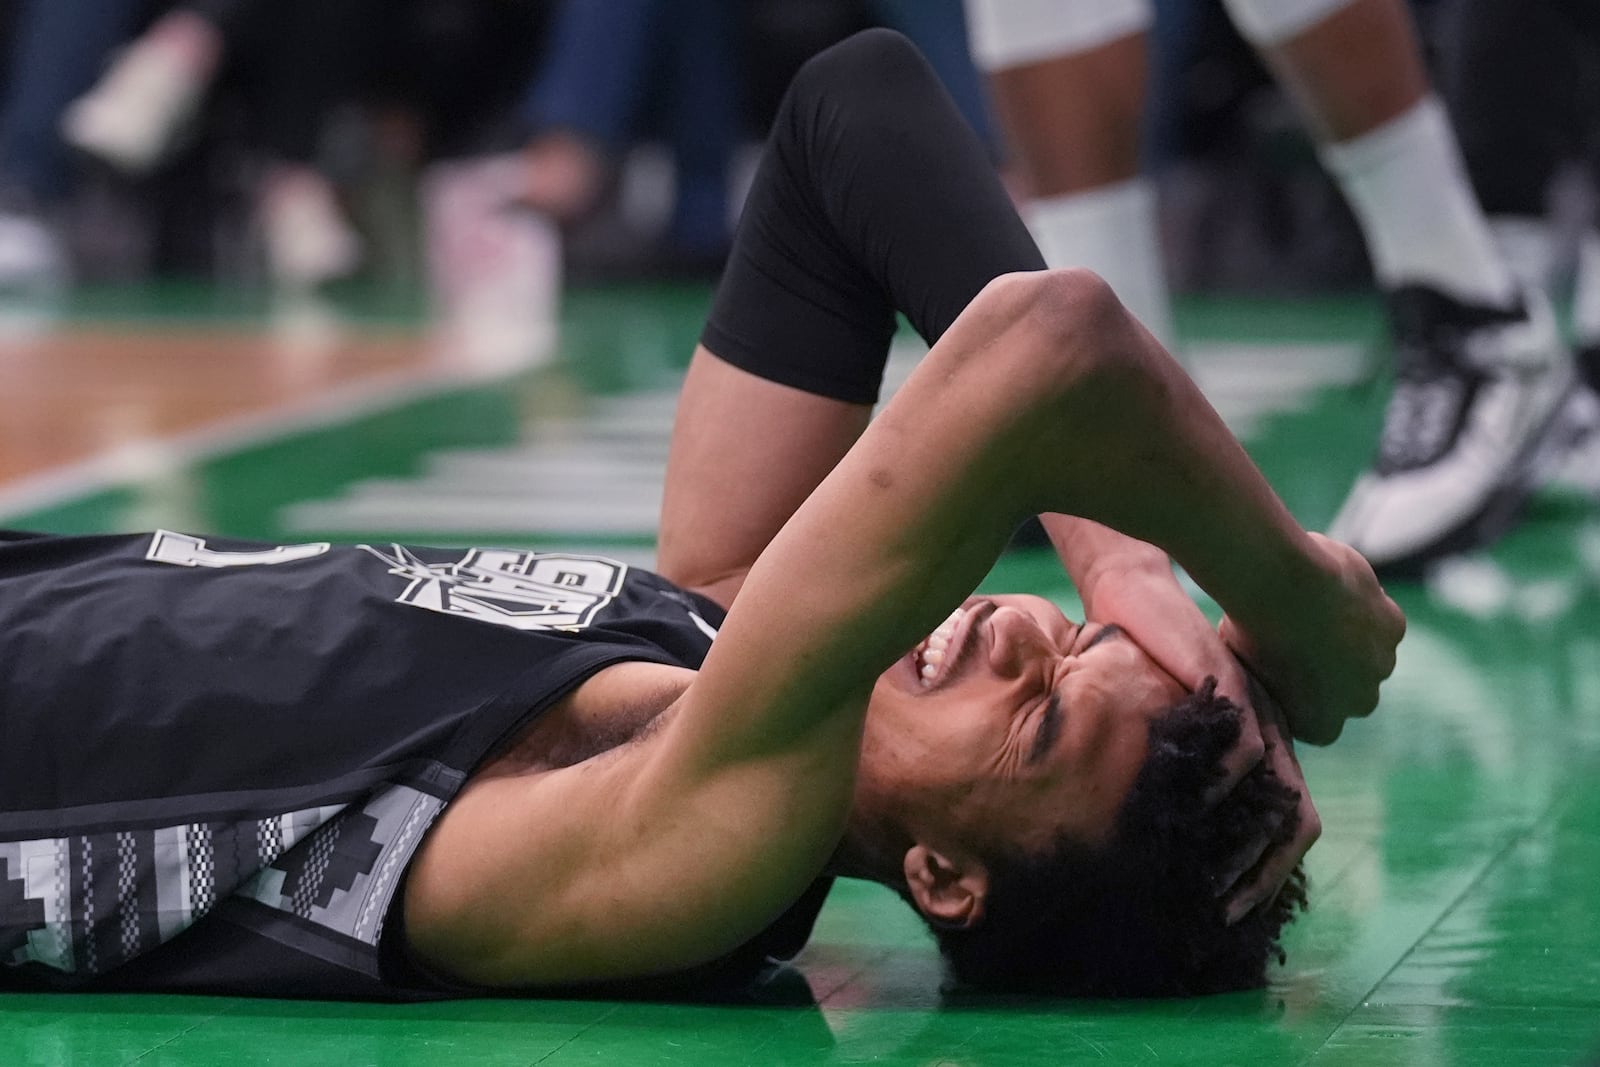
[{"x1": 908, "y1": 679, "x2": 1308, "y2": 997}]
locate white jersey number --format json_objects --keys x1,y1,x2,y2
[{"x1": 146, "y1": 530, "x2": 331, "y2": 568}]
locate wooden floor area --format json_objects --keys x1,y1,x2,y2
[{"x1": 0, "y1": 324, "x2": 440, "y2": 485}]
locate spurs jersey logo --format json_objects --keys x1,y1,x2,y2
[{"x1": 358, "y1": 544, "x2": 628, "y2": 631}]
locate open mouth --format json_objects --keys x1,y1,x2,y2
[{"x1": 908, "y1": 599, "x2": 991, "y2": 690}]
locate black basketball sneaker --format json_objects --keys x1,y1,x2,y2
[{"x1": 1329, "y1": 285, "x2": 1575, "y2": 575}]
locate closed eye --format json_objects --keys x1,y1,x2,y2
[
  {"x1": 1082, "y1": 624, "x2": 1125, "y2": 652},
  {"x1": 1027, "y1": 693, "x2": 1063, "y2": 766}
]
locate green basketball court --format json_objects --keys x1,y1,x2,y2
[{"x1": 2, "y1": 283, "x2": 1597, "y2": 1066}]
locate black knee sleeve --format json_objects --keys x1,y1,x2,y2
[{"x1": 701, "y1": 29, "x2": 1044, "y2": 404}]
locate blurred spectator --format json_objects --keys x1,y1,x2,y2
[
  {"x1": 31, "y1": 1, "x2": 996, "y2": 305},
  {"x1": 517, "y1": 0, "x2": 744, "y2": 274},
  {"x1": 0, "y1": 0, "x2": 146, "y2": 292},
  {"x1": 64, "y1": 0, "x2": 390, "y2": 290},
  {"x1": 518, "y1": 0, "x2": 998, "y2": 278}
]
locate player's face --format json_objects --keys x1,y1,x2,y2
[{"x1": 864, "y1": 595, "x2": 1187, "y2": 853}]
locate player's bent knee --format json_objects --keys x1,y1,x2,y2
[
  {"x1": 1015, "y1": 268, "x2": 1127, "y2": 351},
  {"x1": 967, "y1": 269, "x2": 1131, "y2": 386},
  {"x1": 790, "y1": 28, "x2": 933, "y2": 107},
  {"x1": 971, "y1": 266, "x2": 1112, "y2": 317}
]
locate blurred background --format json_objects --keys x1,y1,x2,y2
[
  {"x1": 1, "y1": 0, "x2": 1593, "y2": 558},
  {"x1": 0, "y1": 0, "x2": 1576, "y2": 306}
]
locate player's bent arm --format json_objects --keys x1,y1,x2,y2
[
  {"x1": 407, "y1": 269, "x2": 1393, "y2": 987},
  {"x1": 669, "y1": 267, "x2": 1397, "y2": 753},
  {"x1": 650, "y1": 267, "x2": 1367, "y2": 858}
]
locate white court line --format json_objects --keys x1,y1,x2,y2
[
  {"x1": 285, "y1": 340, "x2": 1367, "y2": 540},
  {"x1": 0, "y1": 353, "x2": 530, "y2": 524}
]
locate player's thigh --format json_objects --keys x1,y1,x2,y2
[{"x1": 658, "y1": 347, "x2": 870, "y2": 605}]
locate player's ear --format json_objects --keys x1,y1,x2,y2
[{"x1": 902, "y1": 844, "x2": 989, "y2": 930}]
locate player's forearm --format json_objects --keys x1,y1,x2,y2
[
  {"x1": 925, "y1": 273, "x2": 1327, "y2": 644},
  {"x1": 1026, "y1": 280, "x2": 1400, "y2": 746},
  {"x1": 1041, "y1": 515, "x2": 1171, "y2": 604},
  {"x1": 1033, "y1": 318, "x2": 1327, "y2": 641}
]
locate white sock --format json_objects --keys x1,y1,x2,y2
[
  {"x1": 1027, "y1": 177, "x2": 1175, "y2": 348},
  {"x1": 1320, "y1": 95, "x2": 1517, "y2": 307}
]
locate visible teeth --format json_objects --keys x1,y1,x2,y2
[{"x1": 915, "y1": 606, "x2": 966, "y2": 687}]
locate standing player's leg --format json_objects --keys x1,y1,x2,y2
[
  {"x1": 961, "y1": 0, "x2": 1174, "y2": 347},
  {"x1": 658, "y1": 29, "x2": 1047, "y2": 603},
  {"x1": 1223, "y1": 0, "x2": 1575, "y2": 571},
  {"x1": 1443, "y1": 0, "x2": 1584, "y2": 288},
  {"x1": 1443, "y1": 0, "x2": 1600, "y2": 499}
]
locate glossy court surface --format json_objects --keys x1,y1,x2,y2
[{"x1": 1, "y1": 284, "x2": 1597, "y2": 1067}]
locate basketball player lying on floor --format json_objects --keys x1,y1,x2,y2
[{"x1": 0, "y1": 31, "x2": 1402, "y2": 1001}]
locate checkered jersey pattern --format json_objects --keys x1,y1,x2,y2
[{"x1": 0, "y1": 808, "x2": 337, "y2": 977}]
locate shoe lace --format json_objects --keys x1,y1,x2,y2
[{"x1": 1377, "y1": 357, "x2": 1466, "y2": 471}]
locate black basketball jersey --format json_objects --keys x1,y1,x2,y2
[{"x1": 0, "y1": 530, "x2": 825, "y2": 998}]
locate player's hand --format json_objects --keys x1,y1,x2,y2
[
  {"x1": 1219, "y1": 533, "x2": 1405, "y2": 746},
  {"x1": 1217, "y1": 672, "x2": 1321, "y2": 924},
  {"x1": 1080, "y1": 559, "x2": 1264, "y2": 798}
]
